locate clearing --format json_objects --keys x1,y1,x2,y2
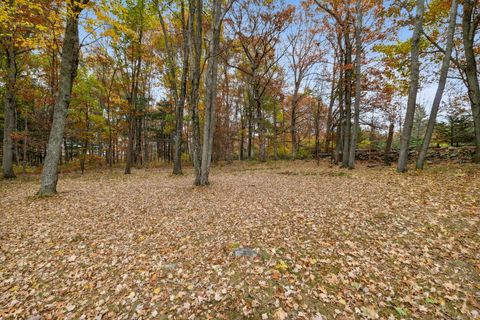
[{"x1": 0, "y1": 161, "x2": 479, "y2": 319}]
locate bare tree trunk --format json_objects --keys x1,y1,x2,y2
[
  {"x1": 173, "y1": 39, "x2": 189, "y2": 174},
  {"x1": 315, "y1": 98, "x2": 321, "y2": 166},
  {"x1": 2, "y1": 43, "x2": 17, "y2": 179},
  {"x1": 240, "y1": 110, "x2": 245, "y2": 160},
  {"x1": 157, "y1": 0, "x2": 190, "y2": 174},
  {"x1": 39, "y1": 1, "x2": 86, "y2": 195},
  {"x1": 334, "y1": 61, "x2": 345, "y2": 164},
  {"x1": 247, "y1": 101, "x2": 253, "y2": 159},
  {"x1": 199, "y1": 0, "x2": 223, "y2": 185},
  {"x1": 397, "y1": 0, "x2": 425, "y2": 173},
  {"x1": 384, "y1": 120, "x2": 394, "y2": 166},
  {"x1": 348, "y1": 0, "x2": 362, "y2": 169},
  {"x1": 417, "y1": 0, "x2": 457, "y2": 169},
  {"x1": 22, "y1": 116, "x2": 28, "y2": 176},
  {"x1": 125, "y1": 117, "x2": 135, "y2": 174},
  {"x1": 341, "y1": 31, "x2": 353, "y2": 168},
  {"x1": 325, "y1": 57, "x2": 337, "y2": 154},
  {"x1": 189, "y1": 0, "x2": 203, "y2": 185},
  {"x1": 461, "y1": 0, "x2": 480, "y2": 163},
  {"x1": 291, "y1": 92, "x2": 299, "y2": 159},
  {"x1": 273, "y1": 101, "x2": 278, "y2": 160},
  {"x1": 257, "y1": 96, "x2": 267, "y2": 162}
]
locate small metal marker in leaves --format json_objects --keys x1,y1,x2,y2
[{"x1": 233, "y1": 248, "x2": 258, "y2": 257}]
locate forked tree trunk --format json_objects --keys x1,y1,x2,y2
[
  {"x1": 417, "y1": 0, "x2": 457, "y2": 169},
  {"x1": 397, "y1": 0, "x2": 425, "y2": 173},
  {"x1": 39, "y1": 1, "x2": 86, "y2": 195},
  {"x1": 199, "y1": 0, "x2": 222, "y2": 185}
]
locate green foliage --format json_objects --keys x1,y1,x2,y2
[{"x1": 276, "y1": 146, "x2": 291, "y2": 159}]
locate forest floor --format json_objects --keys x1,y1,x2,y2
[{"x1": 0, "y1": 161, "x2": 479, "y2": 319}]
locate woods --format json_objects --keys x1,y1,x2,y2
[
  {"x1": 1, "y1": 0, "x2": 479, "y2": 185},
  {"x1": 1, "y1": 1, "x2": 480, "y2": 318}
]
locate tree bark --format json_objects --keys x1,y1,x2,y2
[
  {"x1": 290, "y1": 89, "x2": 299, "y2": 159},
  {"x1": 39, "y1": 1, "x2": 86, "y2": 195},
  {"x1": 189, "y1": 0, "x2": 203, "y2": 185},
  {"x1": 341, "y1": 5, "x2": 353, "y2": 168},
  {"x1": 315, "y1": 98, "x2": 321, "y2": 166},
  {"x1": 325, "y1": 57, "x2": 337, "y2": 154},
  {"x1": 199, "y1": 0, "x2": 223, "y2": 185},
  {"x1": 334, "y1": 55, "x2": 345, "y2": 164},
  {"x1": 22, "y1": 116, "x2": 28, "y2": 176},
  {"x1": 2, "y1": 43, "x2": 17, "y2": 179},
  {"x1": 417, "y1": 0, "x2": 457, "y2": 169},
  {"x1": 157, "y1": 0, "x2": 190, "y2": 174},
  {"x1": 348, "y1": 0, "x2": 362, "y2": 169},
  {"x1": 461, "y1": 0, "x2": 480, "y2": 163},
  {"x1": 273, "y1": 101, "x2": 278, "y2": 160},
  {"x1": 397, "y1": 0, "x2": 425, "y2": 173},
  {"x1": 384, "y1": 120, "x2": 394, "y2": 166}
]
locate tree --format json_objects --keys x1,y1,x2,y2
[
  {"x1": 347, "y1": 0, "x2": 362, "y2": 168},
  {"x1": 397, "y1": 0, "x2": 424, "y2": 173},
  {"x1": 188, "y1": 0, "x2": 203, "y2": 185},
  {"x1": 461, "y1": 0, "x2": 480, "y2": 163},
  {"x1": 0, "y1": 0, "x2": 48, "y2": 178},
  {"x1": 198, "y1": 0, "x2": 234, "y2": 185},
  {"x1": 155, "y1": 0, "x2": 190, "y2": 175},
  {"x1": 416, "y1": 0, "x2": 457, "y2": 169},
  {"x1": 39, "y1": 0, "x2": 89, "y2": 195},
  {"x1": 314, "y1": 0, "x2": 354, "y2": 168},
  {"x1": 225, "y1": 0, "x2": 294, "y2": 161},
  {"x1": 285, "y1": 7, "x2": 322, "y2": 159}
]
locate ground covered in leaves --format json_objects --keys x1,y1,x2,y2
[{"x1": 1, "y1": 161, "x2": 479, "y2": 319}]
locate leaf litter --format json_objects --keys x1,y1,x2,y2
[{"x1": 0, "y1": 161, "x2": 479, "y2": 319}]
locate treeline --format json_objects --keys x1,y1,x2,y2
[{"x1": 1, "y1": 0, "x2": 479, "y2": 192}]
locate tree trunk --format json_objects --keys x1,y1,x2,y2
[
  {"x1": 2, "y1": 43, "x2": 17, "y2": 179},
  {"x1": 199, "y1": 0, "x2": 222, "y2": 185},
  {"x1": 39, "y1": 2, "x2": 85, "y2": 195},
  {"x1": 247, "y1": 101, "x2": 253, "y2": 159},
  {"x1": 291, "y1": 91, "x2": 299, "y2": 159},
  {"x1": 22, "y1": 116, "x2": 28, "y2": 176},
  {"x1": 397, "y1": 0, "x2": 425, "y2": 173},
  {"x1": 157, "y1": 0, "x2": 190, "y2": 174},
  {"x1": 125, "y1": 117, "x2": 135, "y2": 174},
  {"x1": 315, "y1": 98, "x2": 321, "y2": 166},
  {"x1": 384, "y1": 120, "x2": 394, "y2": 166},
  {"x1": 257, "y1": 96, "x2": 267, "y2": 162},
  {"x1": 348, "y1": 0, "x2": 362, "y2": 169},
  {"x1": 335, "y1": 58, "x2": 345, "y2": 164},
  {"x1": 461, "y1": 0, "x2": 480, "y2": 163},
  {"x1": 273, "y1": 101, "x2": 278, "y2": 161},
  {"x1": 342, "y1": 33, "x2": 352, "y2": 168},
  {"x1": 189, "y1": 0, "x2": 203, "y2": 185},
  {"x1": 417, "y1": 0, "x2": 457, "y2": 169},
  {"x1": 125, "y1": 5, "x2": 144, "y2": 174},
  {"x1": 325, "y1": 57, "x2": 337, "y2": 154}
]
